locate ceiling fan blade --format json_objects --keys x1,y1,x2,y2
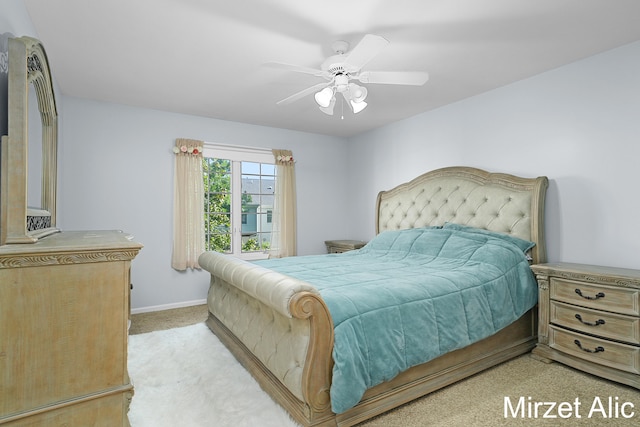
[
  {"x1": 357, "y1": 71, "x2": 429, "y2": 86},
  {"x1": 342, "y1": 34, "x2": 389, "y2": 71},
  {"x1": 276, "y1": 82, "x2": 330, "y2": 106},
  {"x1": 264, "y1": 62, "x2": 330, "y2": 78}
]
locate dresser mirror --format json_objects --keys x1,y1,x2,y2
[
  {"x1": 27, "y1": 83, "x2": 44, "y2": 209},
  {"x1": 1, "y1": 36, "x2": 59, "y2": 245}
]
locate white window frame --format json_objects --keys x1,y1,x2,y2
[{"x1": 203, "y1": 143, "x2": 273, "y2": 260}]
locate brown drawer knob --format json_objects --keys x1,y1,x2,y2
[
  {"x1": 574, "y1": 339, "x2": 605, "y2": 353},
  {"x1": 574, "y1": 288, "x2": 605, "y2": 300},
  {"x1": 574, "y1": 313, "x2": 605, "y2": 327}
]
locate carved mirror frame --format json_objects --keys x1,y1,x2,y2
[{"x1": 1, "y1": 36, "x2": 59, "y2": 245}]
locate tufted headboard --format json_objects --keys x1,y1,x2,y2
[{"x1": 376, "y1": 166, "x2": 549, "y2": 264}]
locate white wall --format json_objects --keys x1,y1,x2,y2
[
  {"x1": 0, "y1": 0, "x2": 41, "y2": 135},
  {"x1": 0, "y1": 0, "x2": 36, "y2": 39},
  {"x1": 59, "y1": 98, "x2": 349, "y2": 310},
  {"x1": 348, "y1": 40, "x2": 640, "y2": 270}
]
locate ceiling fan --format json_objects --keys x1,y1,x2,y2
[{"x1": 266, "y1": 34, "x2": 429, "y2": 116}]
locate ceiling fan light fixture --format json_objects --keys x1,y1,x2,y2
[
  {"x1": 319, "y1": 97, "x2": 336, "y2": 115},
  {"x1": 351, "y1": 100, "x2": 367, "y2": 114},
  {"x1": 314, "y1": 87, "x2": 334, "y2": 108},
  {"x1": 349, "y1": 83, "x2": 368, "y2": 103}
]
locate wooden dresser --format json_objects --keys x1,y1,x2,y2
[
  {"x1": 531, "y1": 262, "x2": 640, "y2": 389},
  {"x1": 0, "y1": 230, "x2": 142, "y2": 426}
]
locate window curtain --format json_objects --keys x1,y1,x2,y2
[
  {"x1": 171, "y1": 138, "x2": 204, "y2": 270},
  {"x1": 269, "y1": 149, "x2": 297, "y2": 258}
]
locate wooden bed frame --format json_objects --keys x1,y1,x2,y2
[{"x1": 199, "y1": 166, "x2": 548, "y2": 426}]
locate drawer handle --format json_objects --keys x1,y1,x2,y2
[
  {"x1": 574, "y1": 289, "x2": 605, "y2": 300},
  {"x1": 573, "y1": 339, "x2": 605, "y2": 353},
  {"x1": 574, "y1": 314, "x2": 605, "y2": 327}
]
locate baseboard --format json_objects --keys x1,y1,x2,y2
[{"x1": 131, "y1": 299, "x2": 207, "y2": 315}]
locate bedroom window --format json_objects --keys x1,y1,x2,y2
[{"x1": 202, "y1": 144, "x2": 275, "y2": 260}]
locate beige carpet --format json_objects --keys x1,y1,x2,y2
[
  {"x1": 129, "y1": 304, "x2": 209, "y2": 335},
  {"x1": 130, "y1": 305, "x2": 639, "y2": 426},
  {"x1": 360, "y1": 355, "x2": 639, "y2": 426}
]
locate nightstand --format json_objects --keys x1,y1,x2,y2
[
  {"x1": 324, "y1": 239, "x2": 367, "y2": 254},
  {"x1": 530, "y1": 262, "x2": 640, "y2": 390}
]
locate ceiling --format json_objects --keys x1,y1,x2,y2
[{"x1": 23, "y1": 0, "x2": 640, "y2": 138}]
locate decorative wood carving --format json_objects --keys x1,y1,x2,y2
[
  {"x1": 0, "y1": 250, "x2": 140, "y2": 269},
  {"x1": 534, "y1": 264, "x2": 640, "y2": 289}
]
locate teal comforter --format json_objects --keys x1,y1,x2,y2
[{"x1": 255, "y1": 223, "x2": 538, "y2": 413}]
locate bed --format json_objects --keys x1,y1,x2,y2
[{"x1": 199, "y1": 166, "x2": 548, "y2": 426}]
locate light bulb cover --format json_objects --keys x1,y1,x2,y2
[
  {"x1": 319, "y1": 96, "x2": 336, "y2": 115},
  {"x1": 350, "y1": 84, "x2": 368, "y2": 103},
  {"x1": 351, "y1": 100, "x2": 367, "y2": 114},
  {"x1": 314, "y1": 87, "x2": 334, "y2": 108}
]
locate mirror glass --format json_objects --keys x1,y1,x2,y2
[{"x1": 27, "y1": 83, "x2": 43, "y2": 209}]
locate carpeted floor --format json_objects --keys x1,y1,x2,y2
[
  {"x1": 129, "y1": 305, "x2": 640, "y2": 426},
  {"x1": 129, "y1": 304, "x2": 209, "y2": 335}
]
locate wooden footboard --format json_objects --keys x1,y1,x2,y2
[
  {"x1": 201, "y1": 252, "x2": 537, "y2": 426},
  {"x1": 200, "y1": 251, "x2": 337, "y2": 425},
  {"x1": 206, "y1": 304, "x2": 336, "y2": 426},
  {"x1": 207, "y1": 300, "x2": 536, "y2": 427}
]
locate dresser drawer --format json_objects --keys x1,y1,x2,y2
[
  {"x1": 550, "y1": 301, "x2": 640, "y2": 345},
  {"x1": 550, "y1": 278, "x2": 640, "y2": 316},
  {"x1": 549, "y1": 326, "x2": 640, "y2": 374}
]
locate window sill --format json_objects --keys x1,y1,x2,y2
[{"x1": 237, "y1": 252, "x2": 270, "y2": 261}]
